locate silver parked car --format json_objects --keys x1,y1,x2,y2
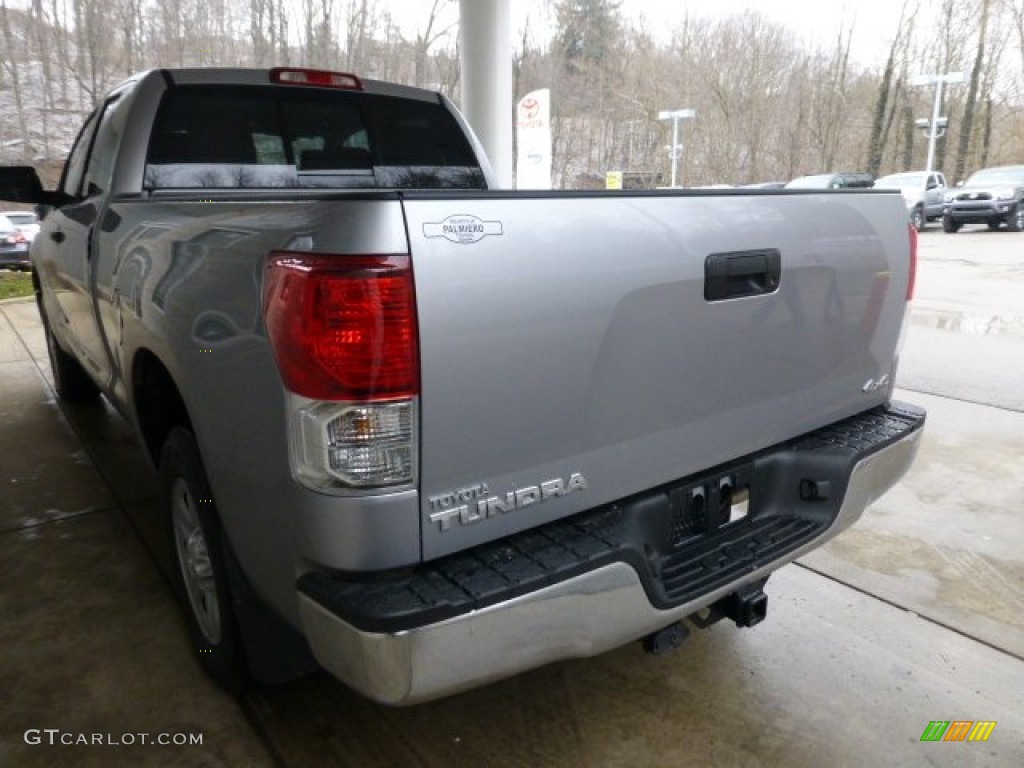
[
  {"x1": 874, "y1": 171, "x2": 947, "y2": 232},
  {"x1": 0, "y1": 214, "x2": 30, "y2": 271},
  {"x1": 942, "y1": 165, "x2": 1024, "y2": 232}
]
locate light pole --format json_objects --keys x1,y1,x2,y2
[
  {"x1": 911, "y1": 71, "x2": 965, "y2": 172},
  {"x1": 658, "y1": 108, "x2": 695, "y2": 188}
]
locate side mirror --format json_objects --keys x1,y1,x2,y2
[{"x1": 0, "y1": 166, "x2": 69, "y2": 207}]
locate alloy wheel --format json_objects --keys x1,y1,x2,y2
[{"x1": 171, "y1": 478, "x2": 222, "y2": 645}]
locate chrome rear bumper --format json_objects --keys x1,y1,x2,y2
[{"x1": 298, "y1": 422, "x2": 923, "y2": 705}]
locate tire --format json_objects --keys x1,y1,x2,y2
[
  {"x1": 942, "y1": 214, "x2": 961, "y2": 233},
  {"x1": 1008, "y1": 203, "x2": 1024, "y2": 232},
  {"x1": 911, "y1": 206, "x2": 925, "y2": 232},
  {"x1": 987, "y1": 219, "x2": 1002, "y2": 231},
  {"x1": 42, "y1": 309, "x2": 101, "y2": 403},
  {"x1": 161, "y1": 426, "x2": 250, "y2": 694}
]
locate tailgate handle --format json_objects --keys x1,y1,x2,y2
[{"x1": 704, "y1": 249, "x2": 781, "y2": 301}]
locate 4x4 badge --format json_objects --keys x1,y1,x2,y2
[
  {"x1": 423, "y1": 214, "x2": 503, "y2": 244},
  {"x1": 862, "y1": 374, "x2": 890, "y2": 393}
]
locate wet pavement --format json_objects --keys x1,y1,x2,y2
[
  {"x1": 0, "y1": 299, "x2": 274, "y2": 768},
  {"x1": 898, "y1": 229, "x2": 1024, "y2": 410},
  {"x1": 2, "y1": 229, "x2": 1024, "y2": 767}
]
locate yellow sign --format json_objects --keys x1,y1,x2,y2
[{"x1": 605, "y1": 171, "x2": 623, "y2": 190}]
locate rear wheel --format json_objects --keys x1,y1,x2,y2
[
  {"x1": 942, "y1": 214, "x2": 961, "y2": 233},
  {"x1": 162, "y1": 426, "x2": 250, "y2": 694},
  {"x1": 988, "y1": 219, "x2": 1002, "y2": 231},
  {"x1": 1008, "y1": 204, "x2": 1024, "y2": 232},
  {"x1": 42, "y1": 309, "x2": 100, "y2": 403}
]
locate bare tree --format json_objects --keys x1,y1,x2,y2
[
  {"x1": 902, "y1": 105, "x2": 915, "y2": 168},
  {"x1": 343, "y1": 0, "x2": 376, "y2": 71},
  {"x1": 3, "y1": 0, "x2": 1024, "y2": 186},
  {"x1": 413, "y1": 0, "x2": 456, "y2": 87},
  {"x1": 301, "y1": 0, "x2": 335, "y2": 68},
  {"x1": 866, "y1": 0, "x2": 916, "y2": 175},
  {"x1": 0, "y1": 1, "x2": 31, "y2": 158},
  {"x1": 59, "y1": 0, "x2": 125, "y2": 105},
  {"x1": 954, "y1": 0, "x2": 992, "y2": 181},
  {"x1": 251, "y1": 0, "x2": 288, "y2": 66}
]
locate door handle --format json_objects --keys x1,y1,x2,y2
[
  {"x1": 705, "y1": 249, "x2": 782, "y2": 301},
  {"x1": 50, "y1": 230, "x2": 66, "y2": 244}
]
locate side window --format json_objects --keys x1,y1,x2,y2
[
  {"x1": 61, "y1": 109, "x2": 101, "y2": 198},
  {"x1": 82, "y1": 95, "x2": 126, "y2": 196}
]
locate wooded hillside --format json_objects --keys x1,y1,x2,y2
[{"x1": 1, "y1": 0, "x2": 1022, "y2": 187}]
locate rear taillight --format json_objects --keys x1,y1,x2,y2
[
  {"x1": 263, "y1": 251, "x2": 419, "y2": 490},
  {"x1": 907, "y1": 224, "x2": 917, "y2": 300},
  {"x1": 263, "y1": 251, "x2": 418, "y2": 401}
]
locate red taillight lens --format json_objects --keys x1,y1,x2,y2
[
  {"x1": 269, "y1": 67, "x2": 363, "y2": 90},
  {"x1": 263, "y1": 252, "x2": 419, "y2": 401},
  {"x1": 907, "y1": 224, "x2": 917, "y2": 301}
]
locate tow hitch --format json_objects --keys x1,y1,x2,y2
[
  {"x1": 723, "y1": 583, "x2": 768, "y2": 627},
  {"x1": 689, "y1": 579, "x2": 769, "y2": 630},
  {"x1": 641, "y1": 581, "x2": 769, "y2": 656}
]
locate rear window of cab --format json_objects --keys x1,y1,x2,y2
[{"x1": 145, "y1": 85, "x2": 485, "y2": 191}]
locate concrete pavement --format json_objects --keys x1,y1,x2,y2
[
  {"x1": 0, "y1": 298, "x2": 275, "y2": 768},
  {"x1": 1, "y1": 294, "x2": 1022, "y2": 767}
]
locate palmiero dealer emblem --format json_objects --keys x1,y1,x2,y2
[{"x1": 423, "y1": 214, "x2": 503, "y2": 244}]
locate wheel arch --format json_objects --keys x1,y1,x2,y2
[
  {"x1": 132, "y1": 348, "x2": 193, "y2": 466},
  {"x1": 133, "y1": 347, "x2": 317, "y2": 684}
]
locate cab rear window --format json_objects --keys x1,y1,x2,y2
[{"x1": 144, "y1": 85, "x2": 485, "y2": 190}]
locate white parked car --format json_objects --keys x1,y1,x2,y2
[{"x1": 0, "y1": 210, "x2": 40, "y2": 242}]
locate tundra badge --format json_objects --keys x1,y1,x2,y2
[{"x1": 428, "y1": 473, "x2": 588, "y2": 531}]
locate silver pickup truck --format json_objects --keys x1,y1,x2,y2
[{"x1": 0, "y1": 68, "x2": 925, "y2": 705}]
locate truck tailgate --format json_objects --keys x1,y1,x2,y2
[{"x1": 403, "y1": 191, "x2": 912, "y2": 559}]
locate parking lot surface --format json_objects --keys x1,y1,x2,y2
[{"x1": 1, "y1": 230, "x2": 1022, "y2": 766}]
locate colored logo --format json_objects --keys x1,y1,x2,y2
[
  {"x1": 520, "y1": 97, "x2": 540, "y2": 119},
  {"x1": 920, "y1": 721, "x2": 997, "y2": 742}
]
